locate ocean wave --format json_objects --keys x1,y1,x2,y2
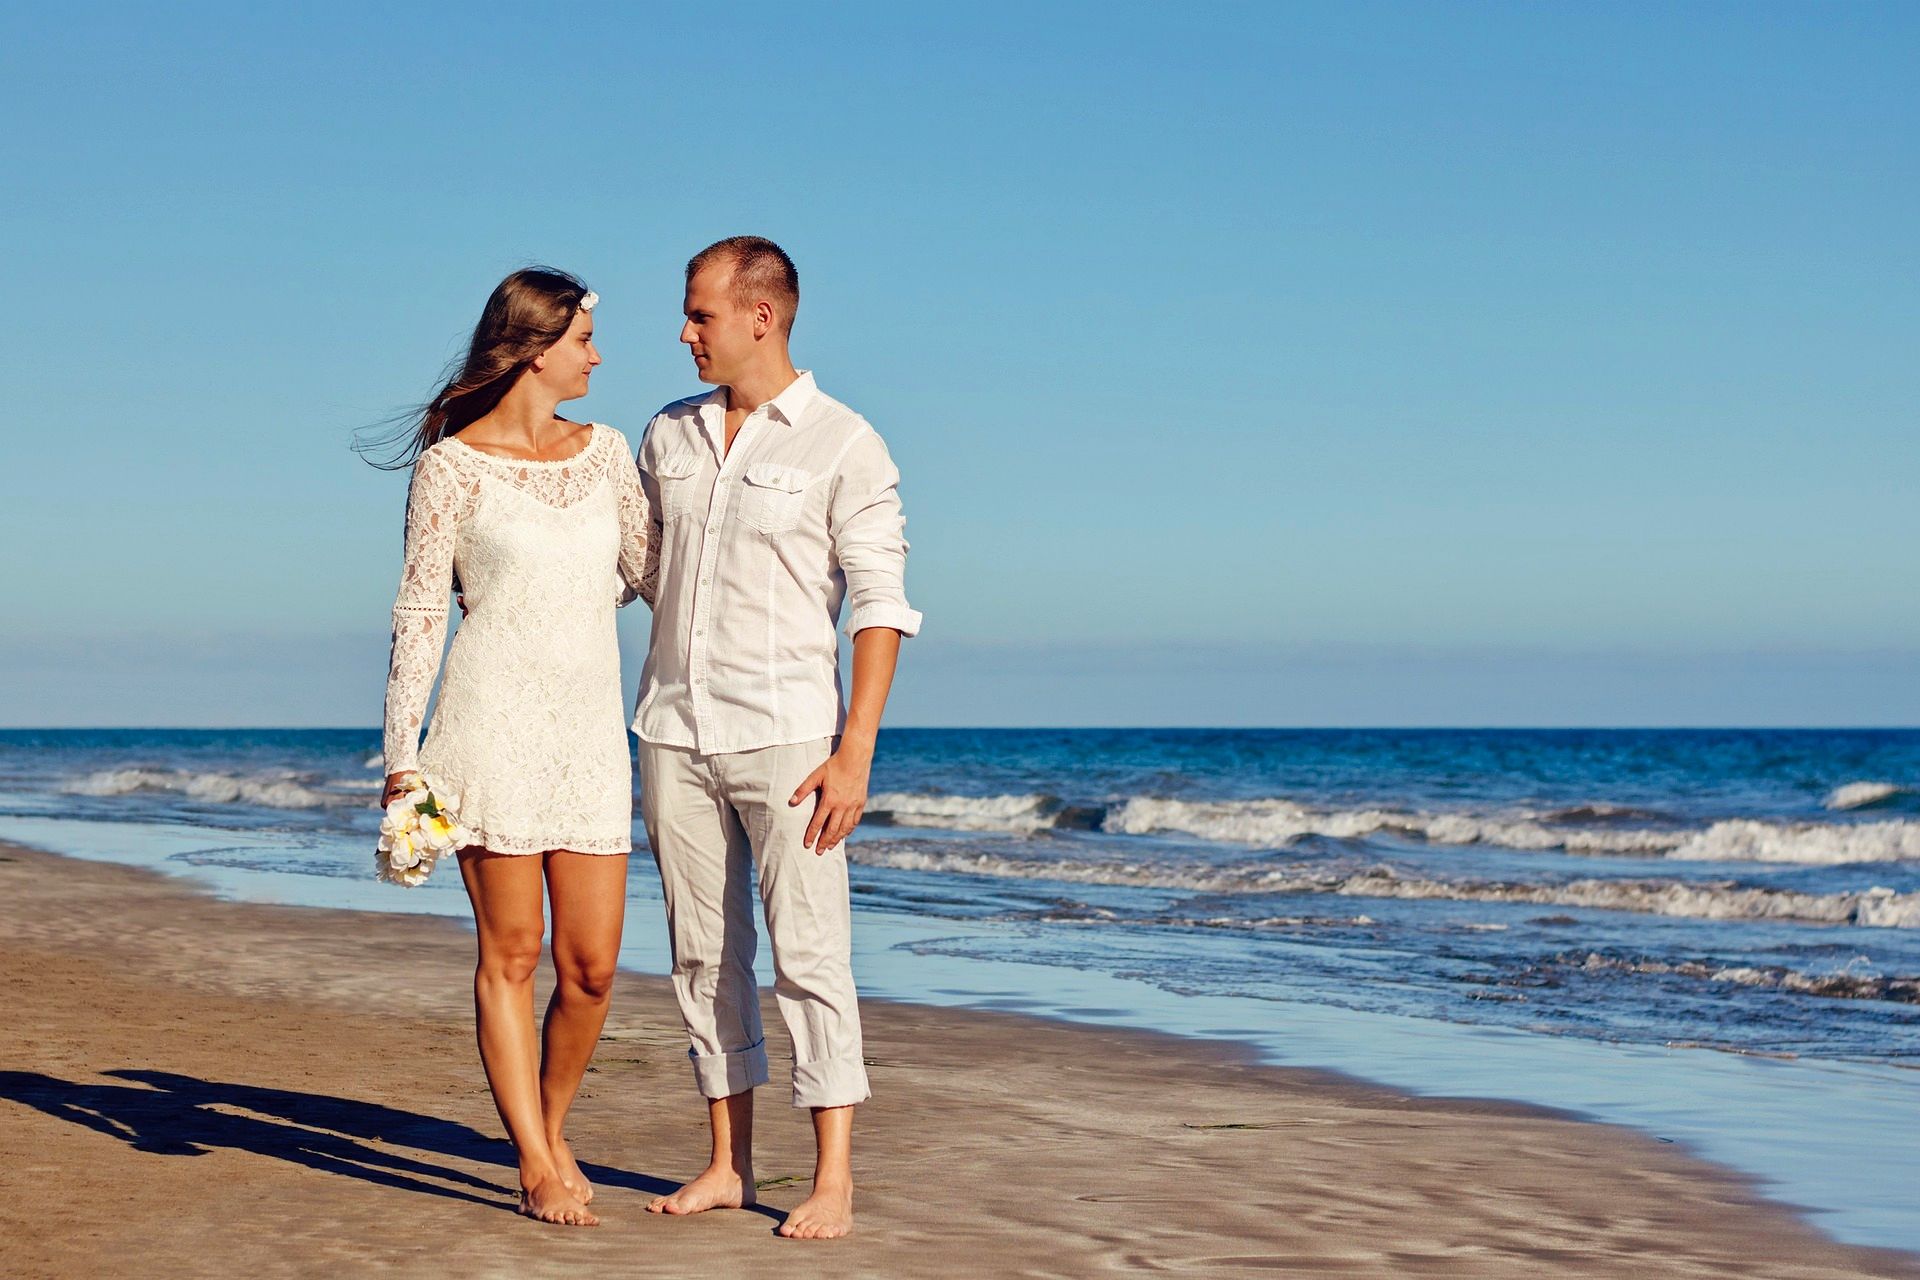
[
  {"x1": 1826, "y1": 781, "x2": 1916, "y2": 811},
  {"x1": 847, "y1": 844, "x2": 1920, "y2": 928},
  {"x1": 1553, "y1": 951, "x2": 1920, "y2": 1004},
  {"x1": 856, "y1": 789, "x2": 1920, "y2": 867},
  {"x1": 1106, "y1": 798, "x2": 1920, "y2": 865},
  {"x1": 1101, "y1": 797, "x2": 1682, "y2": 855},
  {"x1": 866, "y1": 792, "x2": 1059, "y2": 833},
  {"x1": 63, "y1": 768, "x2": 348, "y2": 811},
  {"x1": 1668, "y1": 819, "x2": 1920, "y2": 865}
]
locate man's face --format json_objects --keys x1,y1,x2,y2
[{"x1": 680, "y1": 264, "x2": 755, "y2": 387}]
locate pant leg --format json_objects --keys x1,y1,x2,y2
[
  {"x1": 719, "y1": 738, "x2": 871, "y2": 1109},
  {"x1": 638, "y1": 741, "x2": 769, "y2": 1098}
]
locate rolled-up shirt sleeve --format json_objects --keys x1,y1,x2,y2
[{"x1": 828, "y1": 428, "x2": 923, "y2": 639}]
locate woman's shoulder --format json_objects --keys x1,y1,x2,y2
[
  {"x1": 588, "y1": 421, "x2": 636, "y2": 458},
  {"x1": 408, "y1": 436, "x2": 469, "y2": 481}
]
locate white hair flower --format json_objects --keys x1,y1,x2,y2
[{"x1": 578, "y1": 290, "x2": 599, "y2": 312}]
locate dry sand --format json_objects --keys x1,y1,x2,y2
[{"x1": 0, "y1": 839, "x2": 1914, "y2": 1279}]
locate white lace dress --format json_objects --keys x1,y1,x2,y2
[{"x1": 381, "y1": 423, "x2": 656, "y2": 855}]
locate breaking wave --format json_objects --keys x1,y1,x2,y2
[
  {"x1": 1102, "y1": 797, "x2": 1687, "y2": 854},
  {"x1": 63, "y1": 768, "x2": 354, "y2": 811},
  {"x1": 866, "y1": 792, "x2": 1058, "y2": 833},
  {"x1": 1826, "y1": 781, "x2": 1916, "y2": 811},
  {"x1": 1548, "y1": 951, "x2": 1920, "y2": 1004},
  {"x1": 869, "y1": 791, "x2": 1920, "y2": 866},
  {"x1": 1666, "y1": 819, "x2": 1920, "y2": 865},
  {"x1": 847, "y1": 843, "x2": 1920, "y2": 928}
]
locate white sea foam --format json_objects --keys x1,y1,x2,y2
[
  {"x1": 1103, "y1": 797, "x2": 1920, "y2": 865},
  {"x1": 847, "y1": 844, "x2": 1920, "y2": 928},
  {"x1": 866, "y1": 792, "x2": 1057, "y2": 833},
  {"x1": 1563, "y1": 952, "x2": 1919, "y2": 1003},
  {"x1": 861, "y1": 791, "x2": 1920, "y2": 866},
  {"x1": 1826, "y1": 781, "x2": 1913, "y2": 811},
  {"x1": 1102, "y1": 796, "x2": 1679, "y2": 855},
  {"x1": 64, "y1": 768, "x2": 341, "y2": 810},
  {"x1": 1668, "y1": 819, "x2": 1920, "y2": 865},
  {"x1": 363, "y1": 753, "x2": 386, "y2": 771}
]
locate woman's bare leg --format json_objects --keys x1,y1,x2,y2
[
  {"x1": 540, "y1": 850, "x2": 629, "y2": 1204},
  {"x1": 458, "y1": 848, "x2": 596, "y2": 1226}
]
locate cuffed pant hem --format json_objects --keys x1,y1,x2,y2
[
  {"x1": 791, "y1": 1054, "x2": 871, "y2": 1109},
  {"x1": 690, "y1": 1039, "x2": 770, "y2": 1099}
]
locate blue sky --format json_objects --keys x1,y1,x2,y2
[{"x1": 2, "y1": 2, "x2": 1914, "y2": 726}]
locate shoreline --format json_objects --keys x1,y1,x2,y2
[{"x1": 2, "y1": 839, "x2": 1917, "y2": 1277}]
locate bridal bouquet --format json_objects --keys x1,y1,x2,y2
[{"x1": 377, "y1": 775, "x2": 472, "y2": 887}]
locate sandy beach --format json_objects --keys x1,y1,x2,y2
[{"x1": 0, "y1": 839, "x2": 1913, "y2": 1279}]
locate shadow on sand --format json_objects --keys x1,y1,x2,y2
[{"x1": 0, "y1": 1068, "x2": 701, "y2": 1214}]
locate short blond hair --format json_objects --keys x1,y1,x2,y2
[{"x1": 688, "y1": 235, "x2": 799, "y2": 334}]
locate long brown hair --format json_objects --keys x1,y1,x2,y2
[{"x1": 358, "y1": 266, "x2": 592, "y2": 470}]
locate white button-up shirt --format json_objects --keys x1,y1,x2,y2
[{"x1": 631, "y1": 370, "x2": 922, "y2": 754}]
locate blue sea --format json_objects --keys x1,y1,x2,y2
[{"x1": 3, "y1": 727, "x2": 1918, "y2": 1250}]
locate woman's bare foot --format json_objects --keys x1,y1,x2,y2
[
  {"x1": 646, "y1": 1162, "x2": 756, "y2": 1215},
  {"x1": 519, "y1": 1174, "x2": 598, "y2": 1227},
  {"x1": 778, "y1": 1178, "x2": 853, "y2": 1239},
  {"x1": 551, "y1": 1137, "x2": 594, "y2": 1204}
]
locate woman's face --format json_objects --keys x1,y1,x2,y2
[{"x1": 532, "y1": 306, "x2": 600, "y2": 401}]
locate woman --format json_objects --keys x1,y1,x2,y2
[{"x1": 376, "y1": 267, "x2": 654, "y2": 1227}]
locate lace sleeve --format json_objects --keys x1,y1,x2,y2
[
  {"x1": 382, "y1": 449, "x2": 468, "y2": 773},
  {"x1": 614, "y1": 434, "x2": 660, "y2": 608}
]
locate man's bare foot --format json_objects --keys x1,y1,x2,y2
[
  {"x1": 519, "y1": 1174, "x2": 598, "y2": 1227},
  {"x1": 646, "y1": 1162, "x2": 755, "y2": 1215},
  {"x1": 778, "y1": 1179, "x2": 853, "y2": 1239},
  {"x1": 551, "y1": 1137, "x2": 594, "y2": 1204}
]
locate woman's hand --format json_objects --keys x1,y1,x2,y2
[{"x1": 381, "y1": 771, "x2": 421, "y2": 806}]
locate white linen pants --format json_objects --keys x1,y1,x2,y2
[{"x1": 638, "y1": 737, "x2": 871, "y2": 1109}]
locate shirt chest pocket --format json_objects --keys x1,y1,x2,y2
[
  {"x1": 737, "y1": 462, "x2": 814, "y2": 535},
  {"x1": 652, "y1": 452, "x2": 705, "y2": 520}
]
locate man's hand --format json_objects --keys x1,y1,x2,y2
[{"x1": 789, "y1": 743, "x2": 874, "y2": 854}]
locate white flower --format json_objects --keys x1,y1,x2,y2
[
  {"x1": 375, "y1": 775, "x2": 466, "y2": 886},
  {"x1": 578, "y1": 290, "x2": 598, "y2": 312}
]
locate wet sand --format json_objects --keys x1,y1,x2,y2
[{"x1": 1, "y1": 839, "x2": 1914, "y2": 1279}]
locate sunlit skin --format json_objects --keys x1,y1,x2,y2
[
  {"x1": 646, "y1": 263, "x2": 902, "y2": 1241},
  {"x1": 382, "y1": 300, "x2": 619, "y2": 1228}
]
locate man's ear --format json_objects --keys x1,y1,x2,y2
[{"x1": 754, "y1": 300, "x2": 775, "y2": 338}]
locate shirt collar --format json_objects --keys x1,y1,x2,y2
[
  {"x1": 764, "y1": 369, "x2": 818, "y2": 426},
  {"x1": 695, "y1": 371, "x2": 817, "y2": 458},
  {"x1": 701, "y1": 369, "x2": 816, "y2": 424}
]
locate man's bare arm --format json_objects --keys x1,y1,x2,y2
[{"x1": 789, "y1": 626, "x2": 903, "y2": 853}]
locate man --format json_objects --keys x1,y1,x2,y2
[{"x1": 632, "y1": 236, "x2": 921, "y2": 1240}]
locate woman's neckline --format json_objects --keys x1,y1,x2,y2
[{"x1": 445, "y1": 421, "x2": 601, "y2": 466}]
